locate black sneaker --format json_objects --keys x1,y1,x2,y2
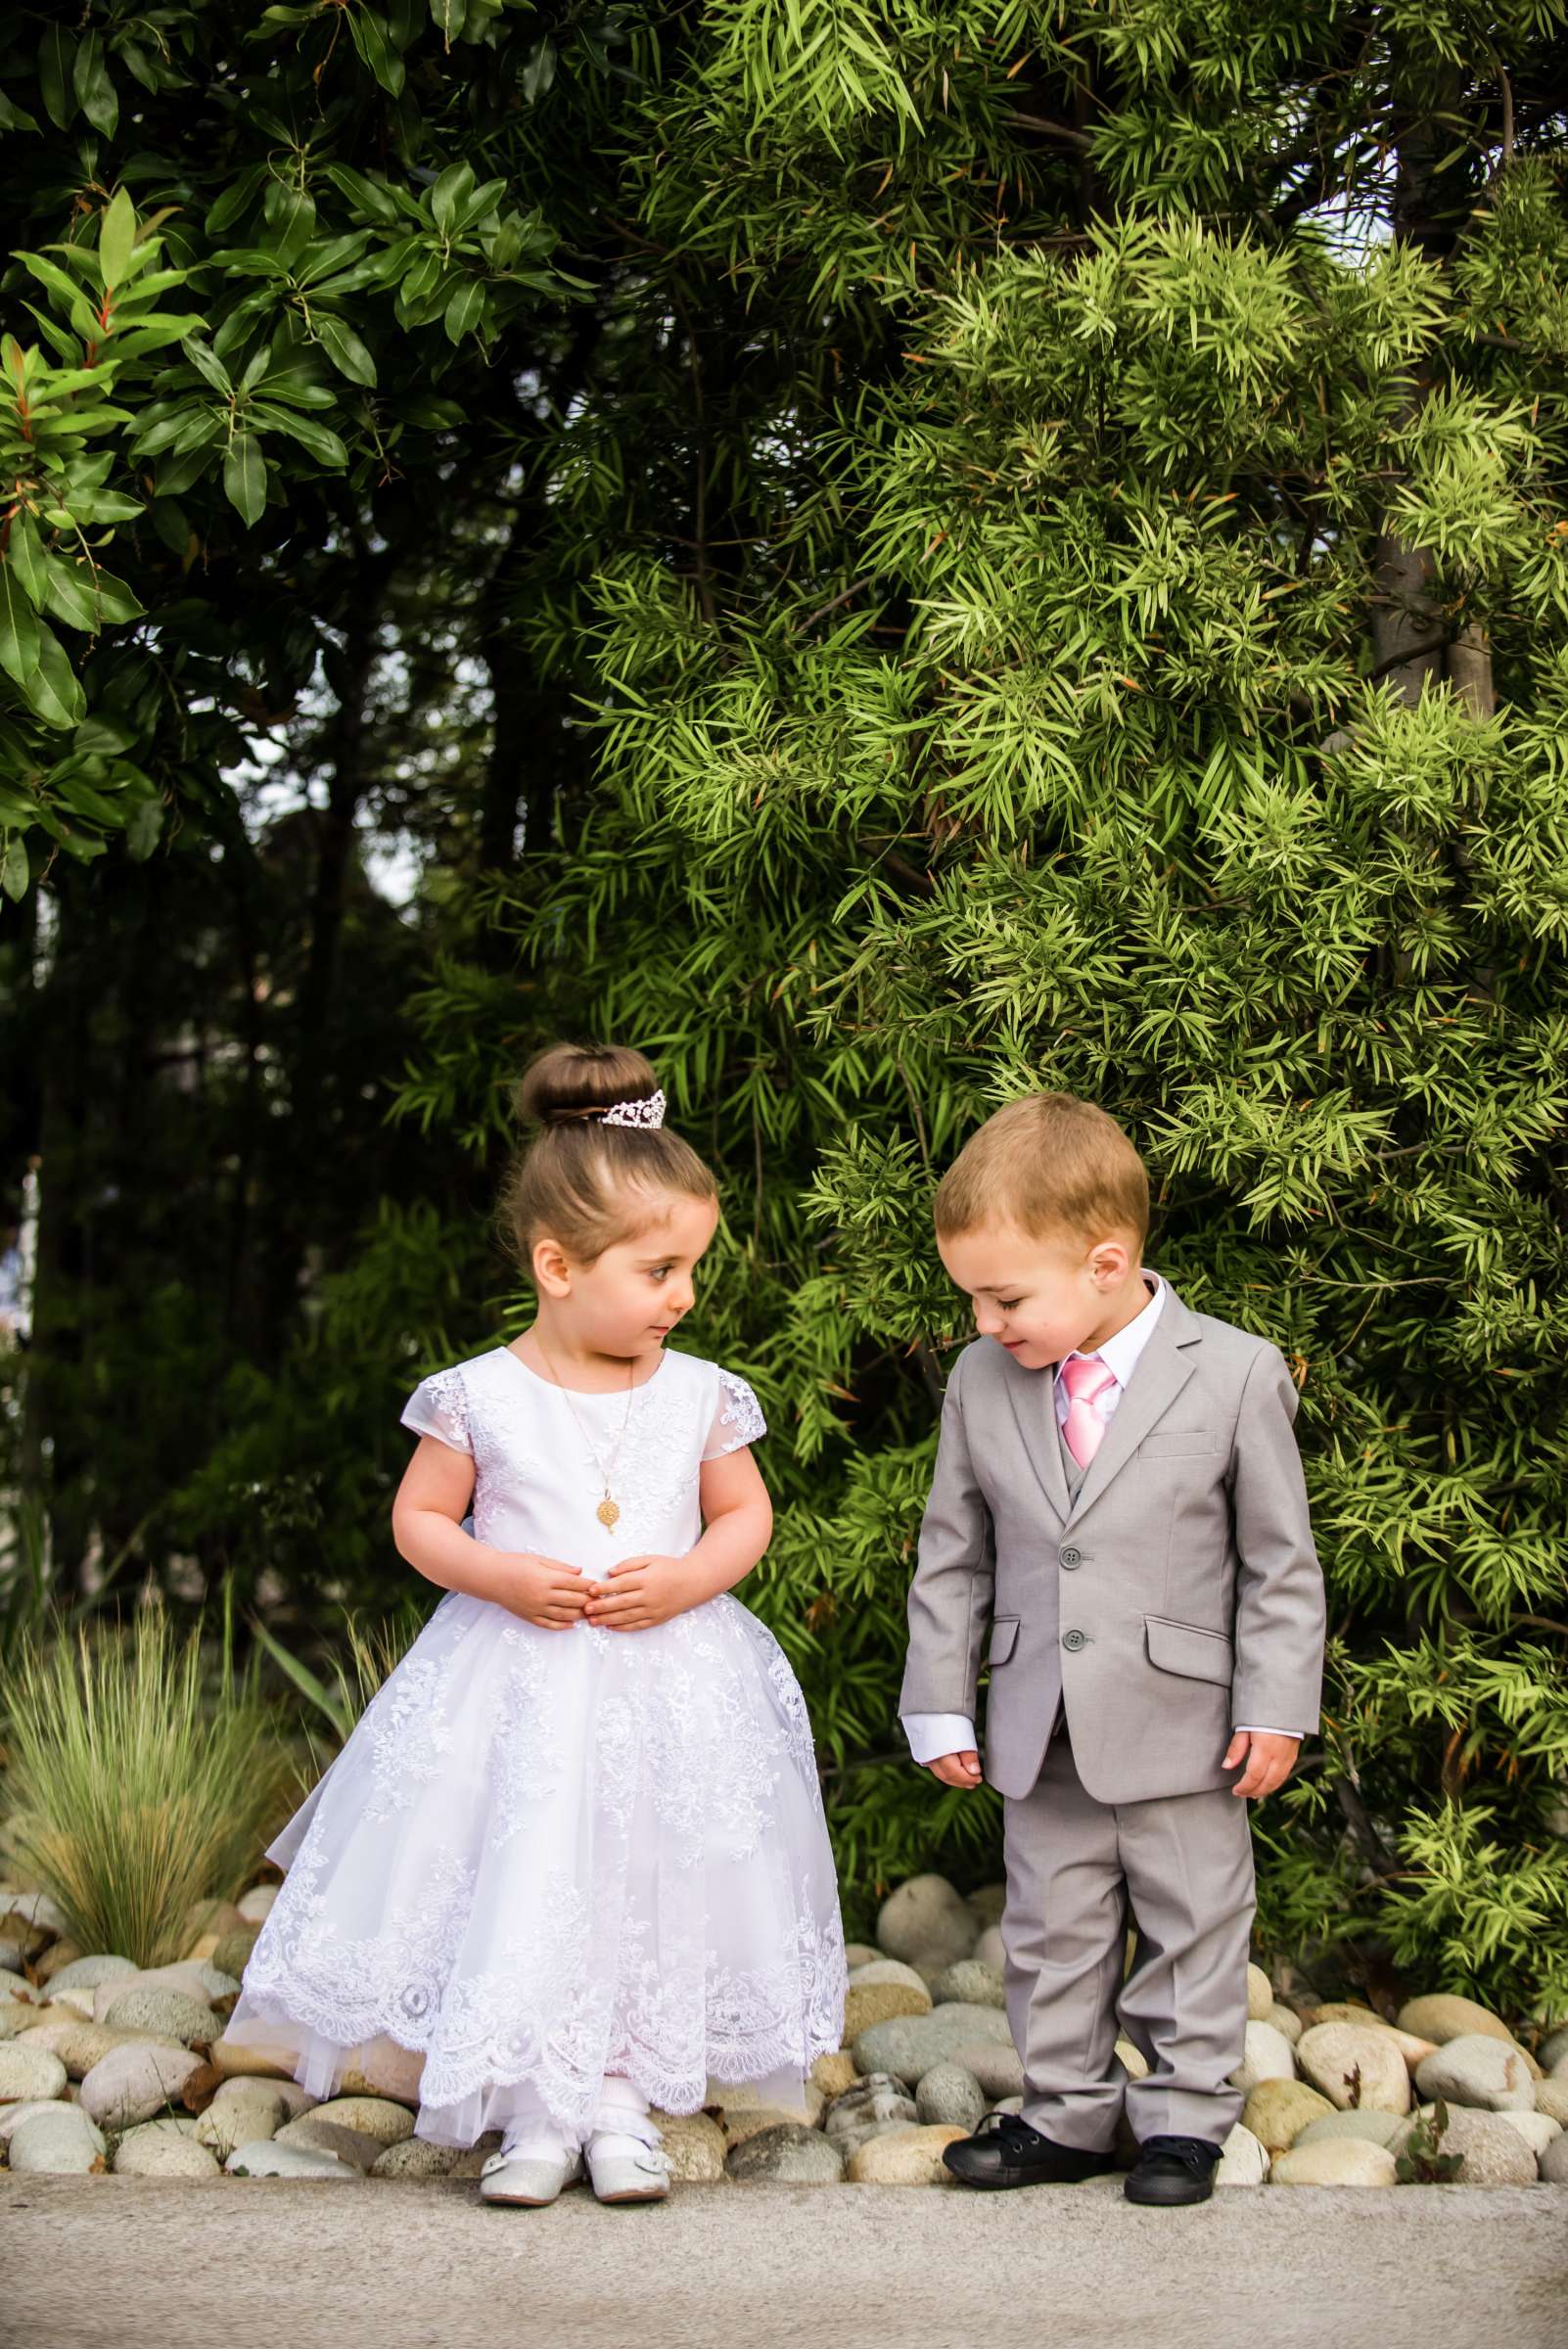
[
  {"x1": 943, "y1": 2111, "x2": 1116, "y2": 2190},
  {"x1": 1124, "y1": 2135, "x2": 1223, "y2": 2205}
]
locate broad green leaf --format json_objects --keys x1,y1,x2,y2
[
  {"x1": 24, "y1": 622, "x2": 86, "y2": 729},
  {"x1": 37, "y1": 26, "x2": 76, "y2": 130},
  {"x1": 263, "y1": 186, "x2": 317, "y2": 270},
  {"x1": 125, "y1": 799, "x2": 163, "y2": 860},
  {"x1": 443, "y1": 280, "x2": 485, "y2": 344},
  {"x1": 205, "y1": 164, "x2": 268, "y2": 238},
  {"x1": 317, "y1": 313, "x2": 378, "y2": 387},
  {"x1": 430, "y1": 0, "x2": 468, "y2": 46},
  {"x1": 42, "y1": 554, "x2": 102, "y2": 632},
  {"x1": 0, "y1": 834, "x2": 28, "y2": 901},
  {"x1": 7, "y1": 512, "x2": 48, "y2": 609},
  {"x1": 0, "y1": 87, "x2": 42, "y2": 135},
  {"x1": 521, "y1": 37, "x2": 556, "y2": 103},
  {"x1": 249, "y1": 405, "x2": 347, "y2": 466},
  {"x1": 430, "y1": 162, "x2": 475, "y2": 236},
  {"x1": 98, "y1": 188, "x2": 137, "y2": 288},
  {"x1": 347, "y1": 9, "x2": 406, "y2": 97},
  {"x1": 182, "y1": 338, "x2": 234, "y2": 395},
  {"x1": 90, "y1": 571, "x2": 145, "y2": 625},
  {"x1": 321, "y1": 163, "x2": 401, "y2": 226},
  {"x1": 239, "y1": 345, "x2": 272, "y2": 395},
  {"x1": 0, "y1": 567, "x2": 41, "y2": 685},
  {"x1": 72, "y1": 31, "x2": 118, "y2": 139},
  {"x1": 223, "y1": 432, "x2": 267, "y2": 526}
]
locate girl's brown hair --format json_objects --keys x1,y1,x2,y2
[{"x1": 497, "y1": 1042, "x2": 717, "y2": 1273}]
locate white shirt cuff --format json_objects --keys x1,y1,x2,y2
[
  {"x1": 902, "y1": 1713, "x2": 978, "y2": 1766},
  {"x1": 1234, "y1": 1726, "x2": 1303, "y2": 1739}
]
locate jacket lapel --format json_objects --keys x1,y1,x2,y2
[
  {"x1": 1064, "y1": 1280, "x2": 1202, "y2": 1526},
  {"x1": 997, "y1": 1350, "x2": 1070, "y2": 1523}
]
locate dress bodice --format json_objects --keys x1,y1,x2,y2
[{"x1": 400, "y1": 1346, "x2": 766, "y2": 1569}]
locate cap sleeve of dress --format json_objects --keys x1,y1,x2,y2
[
  {"x1": 702, "y1": 1366, "x2": 767, "y2": 1460},
  {"x1": 400, "y1": 1366, "x2": 473, "y2": 1454}
]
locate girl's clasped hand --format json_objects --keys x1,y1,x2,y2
[{"x1": 506, "y1": 1548, "x2": 703, "y2": 1633}]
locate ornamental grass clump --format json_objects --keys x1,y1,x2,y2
[{"x1": 1, "y1": 1602, "x2": 291, "y2": 1967}]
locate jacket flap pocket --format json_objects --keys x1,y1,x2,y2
[
  {"x1": 1139, "y1": 1430, "x2": 1217, "y2": 1459},
  {"x1": 988, "y1": 1617, "x2": 1020, "y2": 1667},
  {"x1": 1144, "y1": 1614, "x2": 1233, "y2": 1685}
]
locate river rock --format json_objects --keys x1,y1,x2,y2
[
  {"x1": 275, "y1": 2115, "x2": 385, "y2": 2172},
  {"x1": 209, "y1": 2034, "x2": 296, "y2": 2081},
  {"x1": 1392, "y1": 2102, "x2": 1539, "y2": 2186},
  {"x1": 100, "y1": 1987, "x2": 218, "y2": 2049},
  {"x1": 973, "y1": 1925, "x2": 1006, "y2": 1971},
  {"x1": 823, "y1": 2075, "x2": 919, "y2": 2154},
  {"x1": 333, "y1": 2041, "x2": 425, "y2": 2106},
  {"x1": 1495, "y1": 2110, "x2": 1560, "y2": 2160},
  {"x1": 811, "y1": 2052, "x2": 859, "y2": 2100},
  {"x1": 875, "y1": 1876, "x2": 977, "y2": 1972},
  {"x1": 371, "y1": 2137, "x2": 463, "y2": 2180},
  {"x1": 1415, "y1": 2034, "x2": 1536, "y2": 2113},
  {"x1": 931, "y1": 1960, "x2": 1005, "y2": 2009},
  {"x1": 721, "y1": 2103, "x2": 815, "y2": 2148},
  {"x1": 1538, "y1": 2022, "x2": 1568, "y2": 2071},
  {"x1": 195, "y1": 2078, "x2": 289, "y2": 2157},
  {"x1": 1272, "y1": 2138, "x2": 1397, "y2": 2187},
  {"x1": 0, "y1": 1890, "x2": 69, "y2": 1941},
  {"x1": 212, "y1": 1927, "x2": 261, "y2": 1979},
  {"x1": 8, "y1": 2104, "x2": 107, "y2": 2175},
  {"x1": 845, "y1": 1982, "x2": 931, "y2": 2038},
  {"x1": 225, "y1": 2136, "x2": 360, "y2": 2180},
  {"x1": 847, "y1": 2124, "x2": 964, "y2": 2185},
  {"x1": 0, "y1": 2003, "x2": 42, "y2": 2042},
  {"x1": 1214, "y1": 2123, "x2": 1269, "y2": 2185},
  {"x1": 1294, "y1": 2107, "x2": 1406, "y2": 2150},
  {"x1": 1396, "y1": 1994, "x2": 1515, "y2": 2049},
  {"x1": 79, "y1": 2040, "x2": 204, "y2": 2130},
  {"x1": 305, "y1": 2095, "x2": 416, "y2": 2145},
  {"x1": 34, "y1": 1940, "x2": 84, "y2": 1986},
  {"x1": 1533, "y1": 2079, "x2": 1568, "y2": 2126},
  {"x1": 847, "y1": 1958, "x2": 929, "y2": 1995},
  {"x1": 0, "y1": 2043, "x2": 69, "y2": 2104},
  {"x1": 915, "y1": 2061, "x2": 986, "y2": 2134},
  {"x1": 1268, "y1": 2004, "x2": 1304, "y2": 2046},
  {"x1": 19, "y1": 2015, "x2": 184, "y2": 2081},
  {"x1": 853, "y1": 2002, "x2": 1012, "y2": 2087},
  {"x1": 1241, "y1": 2077, "x2": 1334, "y2": 2155},
  {"x1": 44, "y1": 1955, "x2": 136, "y2": 1997},
  {"x1": 967, "y1": 1884, "x2": 1006, "y2": 1928},
  {"x1": 115, "y1": 2119, "x2": 222, "y2": 2178},
  {"x1": 1303, "y1": 2003, "x2": 1435, "y2": 2069},
  {"x1": 1246, "y1": 1964, "x2": 1274, "y2": 2022},
  {"x1": 0, "y1": 1969, "x2": 38, "y2": 2007},
  {"x1": 1296, "y1": 2023, "x2": 1410, "y2": 2115},
  {"x1": 646, "y1": 2112, "x2": 726, "y2": 2183},
  {"x1": 0, "y1": 2099, "x2": 68, "y2": 2145},
  {"x1": 948, "y1": 2040, "x2": 1025, "y2": 2099},
  {"x1": 237, "y1": 1885, "x2": 280, "y2": 1925},
  {"x1": 843, "y1": 1944, "x2": 879, "y2": 1970},
  {"x1": 1230, "y1": 2021, "x2": 1297, "y2": 2094},
  {"x1": 725, "y1": 2123, "x2": 844, "y2": 2185},
  {"x1": 1542, "y1": 2135, "x2": 1568, "y2": 2185}
]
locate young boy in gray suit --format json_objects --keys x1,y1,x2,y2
[{"x1": 900, "y1": 1093, "x2": 1325, "y2": 2204}]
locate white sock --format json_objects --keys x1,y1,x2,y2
[{"x1": 589, "y1": 2076, "x2": 653, "y2": 2144}]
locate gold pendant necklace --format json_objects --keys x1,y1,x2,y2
[{"x1": 531, "y1": 1335, "x2": 637, "y2": 1531}]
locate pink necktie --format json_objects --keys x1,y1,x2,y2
[{"x1": 1060, "y1": 1355, "x2": 1117, "y2": 1468}]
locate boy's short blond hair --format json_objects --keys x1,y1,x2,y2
[{"x1": 934, "y1": 1093, "x2": 1150, "y2": 1248}]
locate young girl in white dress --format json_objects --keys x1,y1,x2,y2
[{"x1": 226, "y1": 1042, "x2": 848, "y2": 2204}]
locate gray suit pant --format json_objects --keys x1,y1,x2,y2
[{"x1": 1001, "y1": 1722, "x2": 1253, "y2": 2150}]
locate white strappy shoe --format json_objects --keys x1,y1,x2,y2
[
  {"x1": 584, "y1": 2114, "x2": 672, "y2": 2204},
  {"x1": 478, "y1": 2136, "x2": 583, "y2": 2207}
]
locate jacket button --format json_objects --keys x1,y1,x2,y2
[
  {"x1": 1062, "y1": 1630, "x2": 1087, "y2": 1653},
  {"x1": 1060, "y1": 1545, "x2": 1082, "y2": 1569}
]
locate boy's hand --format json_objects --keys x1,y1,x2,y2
[
  {"x1": 1223, "y1": 1730, "x2": 1299, "y2": 1799},
  {"x1": 927, "y1": 1749, "x2": 984, "y2": 1790},
  {"x1": 582, "y1": 1553, "x2": 702, "y2": 1631}
]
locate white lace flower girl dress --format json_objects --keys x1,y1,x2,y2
[{"x1": 226, "y1": 1345, "x2": 848, "y2": 2148}]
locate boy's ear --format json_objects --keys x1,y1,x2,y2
[{"x1": 1087, "y1": 1235, "x2": 1130, "y2": 1288}]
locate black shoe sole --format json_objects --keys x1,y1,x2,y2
[
  {"x1": 1124, "y1": 2174, "x2": 1216, "y2": 2206},
  {"x1": 944, "y1": 2154, "x2": 1116, "y2": 2191}
]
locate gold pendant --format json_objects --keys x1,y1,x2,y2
[{"x1": 596, "y1": 1495, "x2": 621, "y2": 1530}]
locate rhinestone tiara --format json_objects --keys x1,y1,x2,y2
[{"x1": 598, "y1": 1088, "x2": 666, "y2": 1129}]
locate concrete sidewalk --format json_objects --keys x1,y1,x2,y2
[{"x1": 3, "y1": 2175, "x2": 1564, "y2": 2349}]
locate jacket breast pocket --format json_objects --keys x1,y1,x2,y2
[
  {"x1": 1144, "y1": 1614, "x2": 1233, "y2": 1685},
  {"x1": 987, "y1": 1617, "x2": 1020, "y2": 1667},
  {"x1": 1139, "y1": 1430, "x2": 1217, "y2": 1459}
]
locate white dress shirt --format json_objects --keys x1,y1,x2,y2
[{"x1": 902, "y1": 1275, "x2": 1301, "y2": 1765}]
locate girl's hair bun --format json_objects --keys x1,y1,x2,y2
[{"x1": 515, "y1": 1041, "x2": 662, "y2": 1130}]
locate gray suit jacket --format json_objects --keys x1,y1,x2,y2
[{"x1": 899, "y1": 1281, "x2": 1326, "y2": 1804}]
